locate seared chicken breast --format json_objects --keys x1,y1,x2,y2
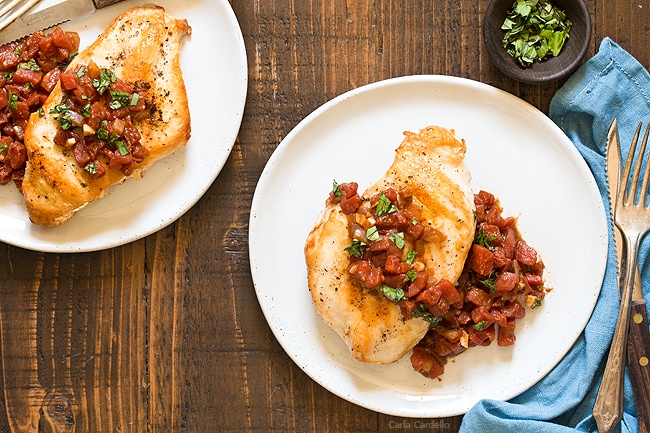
[
  {"x1": 305, "y1": 126, "x2": 475, "y2": 364},
  {"x1": 22, "y1": 6, "x2": 191, "y2": 226}
]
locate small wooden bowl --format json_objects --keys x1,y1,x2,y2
[{"x1": 483, "y1": 0, "x2": 591, "y2": 84}]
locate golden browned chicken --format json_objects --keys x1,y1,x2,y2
[
  {"x1": 305, "y1": 126, "x2": 475, "y2": 364},
  {"x1": 21, "y1": 6, "x2": 191, "y2": 226}
]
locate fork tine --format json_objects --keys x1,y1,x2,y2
[
  {"x1": 0, "y1": 0, "x2": 23, "y2": 19},
  {"x1": 622, "y1": 122, "x2": 643, "y2": 206},
  {"x1": 639, "y1": 124, "x2": 650, "y2": 208},
  {"x1": 633, "y1": 123, "x2": 650, "y2": 206},
  {"x1": 0, "y1": 0, "x2": 41, "y2": 33},
  {"x1": 630, "y1": 123, "x2": 648, "y2": 205},
  {"x1": 595, "y1": 121, "x2": 650, "y2": 433}
]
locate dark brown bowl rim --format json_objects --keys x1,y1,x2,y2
[{"x1": 482, "y1": 0, "x2": 591, "y2": 84}]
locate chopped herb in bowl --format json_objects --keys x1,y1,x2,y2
[{"x1": 501, "y1": 0, "x2": 572, "y2": 68}]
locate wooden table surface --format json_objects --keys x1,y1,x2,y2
[{"x1": 0, "y1": 1, "x2": 647, "y2": 432}]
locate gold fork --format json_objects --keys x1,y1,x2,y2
[
  {"x1": 594, "y1": 122, "x2": 650, "y2": 433},
  {"x1": 0, "y1": 0, "x2": 41, "y2": 34}
]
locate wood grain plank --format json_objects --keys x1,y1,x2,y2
[
  {"x1": 147, "y1": 223, "x2": 186, "y2": 432},
  {"x1": 3, "y1": 1, "x2": 646, "y2": 432},
  {"x1": 0, "y1": 248, "x2": 46, "y2": 433}
]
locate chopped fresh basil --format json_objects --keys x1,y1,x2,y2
[
  {"x1": 8, "y1": 91, "x2": 18, "y2": 111},
  {"x1": 108, "y1": 131, "x2": 120, "y2": 144},
  {"x1": 389, "y1": 231, "x2": 405, "y2": 249},
  {"x1": 480, "y1": 274, "x2": 497, "y2": 293},
  {"x1": 84, "y1": 162, "x2": 97, "y2": 174},
  {"x1": 332, "y1": 180, "x2": 342, "y2": 197},
  {"x1": 38, "y1": 107, "x2": 44, "y2": 117},
  {"x1": 0, "y1": 144, "x2": 8, "y2": 153},
  {"x1": 115, "y1": 140, "x2": 130, "y2": 156},
  {"x1": 475, "y1": 229, "x2": 497, "y2": 251},
  {"x1": 473, "y1": 320, "x2": 489, "y2": 331},
  {"x1": 76, "y1": 66, "x2": 87, "y2": 78},
  {"x1": 379, "y1": 284, "x2": 405, "y2": 302},
  {"x1": 412, "y1": 303, "x2": 442, "y2": 327},
  {"x1": 96, "y1": 120, "x2": 109, "y2": 140},
  {"x1": 49, "y1": 103, "x2": 73, "y2": 130},
  {"x1": 107, "y1": 132, "x2": 129, "y2": 154},
  {"x1": 375, "y1": 192, "x2": 397, "y2": 216},
  {"x1": 345, "y1": 239, "x2": 366, "y2": 258},
  {"x1": 366, "y1": 225, "x2": 381, "y2": 242},
  {"x1": 501, "y1": 0, "x2": 572, "y2": 67},
  {"x1": 531, "y1": 295, "x2": 543, "y2": 309},
  {"x1": 404, "y1": 269, "x2": 417, "y2": 283},
  {"x1": 82, "y1": 103, "x2": 91, "y2": 118},
  {"x1": 49, "y1": 103, "x2": 70, "y2": 114},
  {"x1": 130, "y1": 93, "x2": 139, "y2": 106},
  {"x1": 17, "y1": 58, "x2": 41, "y2": 71},
  {"x1": 92, "y1": 69, "x2": 116, "y2": 95},
  {"x1": 95, "y1": 128, "x2": 108, "y2": 140},
  {"x1": 405, "y1": 248, "x2": 417, "y2": 264},
  {"x1": 109, "y1": 90, "x2": 131, "y2": 109}
]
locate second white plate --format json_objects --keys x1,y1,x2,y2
[{"x1": 0, "y1": 0, "x2": 247, "y2": 252}]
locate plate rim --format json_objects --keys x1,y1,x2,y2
[
  {"x1": 0, "y1": 0, "x2": 248, "y2": 252},
  {"x1": 249, "y1": 74, "x2": 607, "y2": 417}
]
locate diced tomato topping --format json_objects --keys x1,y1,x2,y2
[
  {"x1": 59, "y1": 72, "x2": 79, "y2": 90},
  {"x1": 495, "y1": 271, "x2": 518, "y2": 293},
  {"x1": 502, "y1": 301, "x2": 526, "y2": 319},
  {"x1": 469, "y1": 324, "x2": 496, "y2": 346},
  {"x1": 384, "y1": 255, "x2": 406, "y2": 274},
  {"x1": 0, "y1": 44, "x2": 20, "y2": 70},
  {"x1": 414, "y1": 284, "x2": 442, "y2": 307},
  {"x1": 0, "y1": 27, "x2": 79, "y2": 187},
  {"x1": 497, "y1": 319, "x2": 517, "y2": 346},
  {"x1": 525, "y1": 274, "x2": 544, "y2": 287},
  {"x1": 368, "y1": 237, "x2": 391, "y2": 252},
  {"x1": 12, "y1": 68, "x2": 42, "y2": 86},
  {"x1": 330, "y1": 186, "x2": 548, "y2": 381},
  {"x1": 0, "y1": 88, "x2": 8, "y2": 110},
  {"x1": 436, "y1": 279, "x2": 462, "y2": 305},
  {"x1": 515, "y1": 240, "x2": 538, "y2": 266},
  {"x1": 365, "y1": 267, "x2": 383, "y2": 289},
  {"x1": 466, "y1": 244, "x2": 494, "y2": 276},
  {"x1": 406, "y1": 222, "x2": 425, "y2": 239},
  {"x1": 407, "y1": 271, "x2": 429, "y2": 298},
  {"x1": 340, "y1": 194, "x2": 362, "y2": 214},
  {"x1": 51, "y1": 27, "x2": 76, "y2": 51},
  {"x1": 465, "y1": 287, "x2": 490, "y2": 307},
  {"x1": 410, "y1": 347, "x2": 445, "y2": 379}
]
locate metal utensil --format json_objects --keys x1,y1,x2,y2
[
  {"x1": 594, "y1": 121, "x2": 650, "y2": 433},
  {"x1": 622, "y1": 127, "x2": 650, "y2": 433},
  {"x1": 0, "y1": 0, "x2": 124, "y2": 44},
  {"x1": 0, "y1": 0, "x2": 41, "y2": 34},
  {"x1": 606, "y1": 120, "x2": 650, "y2": 433}
]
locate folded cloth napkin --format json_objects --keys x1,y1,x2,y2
[{"x1": 459, "y1": 37, "x2": 650, "y2": 433}]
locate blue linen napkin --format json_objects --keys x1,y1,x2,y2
[{"x1": 459, "y1": 37, "x2": 650, "y2": 433}]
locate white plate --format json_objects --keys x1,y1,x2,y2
[
  {"x1": 0, "y1": 0, "x2": 247, "y2": 252},
  {"x1": 249, "y1": 75, "x2": 608, "y2": 417}
]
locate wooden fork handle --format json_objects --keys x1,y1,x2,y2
[{"x1": 628, "y1": 298, "x2": 650, "y2": 433}]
